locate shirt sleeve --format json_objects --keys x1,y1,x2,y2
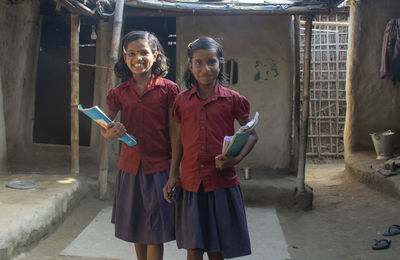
[
  {"x1": 172, "y1": 94, "x2": 182, "y2": 123},
  {"x1": 233, "y1": 93, "x2": 250, "y2": 120},
  {"x1": 106, "y1": 88, "x2": 121, "y2": 112},
  {"x1": 167, "y1": 82, "x2": 180, "y2": 108}
]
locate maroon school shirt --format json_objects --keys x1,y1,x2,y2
[
  {"x1": 106, "y1": 75, "x2": 180, "y2": 175},
  {"x1": 173, "y1": 82, "x2": 250, "y2": 192}
]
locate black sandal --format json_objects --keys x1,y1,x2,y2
[
  {"x1": 383, "y1": 224, "x2": 400, "y2": 236},
  {"x1": 372, "y1": 238, "x2": 391, "y2": 250}
]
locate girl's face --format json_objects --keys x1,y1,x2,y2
[
  {"x1": 189, "y1": 49, "x2": 221, "y2": 89},
  {"x1": 123, "y1": 39, "x2": 158, "y2": 76}
]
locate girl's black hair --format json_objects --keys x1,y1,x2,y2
[
  {"x1": 114, "y1": 31, "x2": 168, "y2": 82},
  {"x1": 183, "y1": 37, "x2": 227, "y2": 90}
]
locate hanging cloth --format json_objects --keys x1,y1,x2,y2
[{"x1": 380, "y1": 18, "x2": 400, "y2": 84}]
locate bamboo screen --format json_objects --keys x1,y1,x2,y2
[{"x1": 300, "y1": 14, "x2": 349, "y2": 158}]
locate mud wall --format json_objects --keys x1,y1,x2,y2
[
  {"x1": 344, "y1": 0, "x2": 400, "y2": 157},
  {"x1": 0, "y1": 0, "x2": 41, "y2": 164},
  {"x1": 176, "y1": 15, "x2": 294, "y2": 170},
  {"x1": 0, "y1": 1, "x2": 118, "y2": 169}
]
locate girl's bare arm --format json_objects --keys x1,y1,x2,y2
[
  {"x1": 163, "y1": 108, "x2": 182, "y2": 203},
  {"x1": 235, "y1": 117, "x2": 259, "y2": 160},
  {"x1": 100, "y1": 108, "x2": 127, "y2": 140},
  {"x1": 215, "y1": 117, "x2": 258, "y2": 170}
]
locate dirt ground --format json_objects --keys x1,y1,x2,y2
[
  {"x1": 279, "y1": 162, "x2": 400, "y2": 260},
  {"x1": 15, "y1": 161, "x2": 400, "y2": 260}
]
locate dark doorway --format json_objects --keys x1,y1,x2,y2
[
  {"x1": 33, "y1": 17, "x2": 95, "y2": 146},
  {"x1": 124, "y1": 16, "x2": 176, "y2": 82}
]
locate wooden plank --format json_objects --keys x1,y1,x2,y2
[
  {"x1": 292, "y1": 15, "x2": 301, "y2": 173},
  {"x1": 0, "y1": 70, "x2": 7, "y2": 175},
  {"x1": 307, "y1": 152, "x2": 343, "y2": 156},
  {"x1": 317, "y1": 18, "x2": 323, "y2": 157},
  {"x1": 70, "y1": 14, "x2": 80, "y2": 175},
  {"x1": 325, "y1": 18, "x2": 333, "y2": 155},
  {"x1": 297, "y1": 15, "x2": 313, "y2": 192},
  {"x1": 300, "y1": 20, "x2": 349, "y2": 27},
  {"x1": 308, "y1": 134, "x2": 344, "y2": 137},
  {"x1": 125, "y1": 2, "x2": 342, "y2": 16},
  {"x1": 335, "y1": 14, "x2": 341, "y2": 156},
  {"x1": 98, "y1": 0, "x2": 125, "y2": 200},
  {"x1": 309, "y1": 116, "x2": 346, "y2": 119}
]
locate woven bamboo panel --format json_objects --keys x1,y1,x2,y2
[{"x1": 300, "y1": 14, "x2": 349, "y2": 158}]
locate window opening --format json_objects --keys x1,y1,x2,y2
[{"x1": 225, "y1": 59, "x2": 238, "y2": 85}]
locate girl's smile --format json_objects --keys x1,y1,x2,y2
[
  {"x1": 123, "y1": 39, "x2": 158, "y2": 76},
  {"x1": 189, "y1": 49, "x2": 221, "y2": 89}
]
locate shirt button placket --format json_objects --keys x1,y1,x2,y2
[
  {"x1": 139, "y1": 99, "x2": 143, "y2": 137},
  {"x1": 199, "y1": 105, "x2": 207, "y2": 177},
  {"x1": 138, "y1": 97, "x2": 144, "y2": 160}
]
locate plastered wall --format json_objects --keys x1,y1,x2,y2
[
  {"x1": 176, "y1": 15, "x2": 294, "y2": 169},
  {"x1": 0, "y1": 0, "x2": 41, "y2": 163},
  {"x1": 344, "y1": 0, "x2": 400, "y2": 156},
  {"x1": 0, "y1": 1, "x2": 115, "y2": 168}
]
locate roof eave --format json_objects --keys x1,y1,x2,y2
[{"x1": 125, "y1": 0, "x2": 342, "y2": 15}]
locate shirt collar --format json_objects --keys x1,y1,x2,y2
[
  {"x1": 188, "y1": 82, "x2": 231, "y2": 100},
  {"x1": 128, "y1": 74, "x2": 165, "y2": 95},
  {"x1": 151, "y1": 74, "x2": 166, "y2": 88}
]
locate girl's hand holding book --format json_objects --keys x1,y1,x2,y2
[
  {"x1": 215, "y1": 153, "x2": 244, "y2": 170},
  {"x1": 101, "y1": 122, "x2": 127, "y2": 140}
]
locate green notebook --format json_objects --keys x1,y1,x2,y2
[{"x1": 222, "y1": 112, "x2": 259, "y2": 156}]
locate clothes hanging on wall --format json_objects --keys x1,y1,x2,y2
[{"x1": 380, "y1": 18, "x2": 400, "y2": 85}]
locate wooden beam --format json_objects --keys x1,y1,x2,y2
[
  {"x1": 292, "y1": 15, "x2": 301, "y2": 174},
  {"x1": 297, "y1": 15, "x2": 313, "y2": 192},
  {"x1": 98, "y1": 0, "x2": 125, "y2": 200},
  {"x1": 124, "y1": 6, "x2": 345, "y2": 17},
  {"x1": 125, "y1": 2, "x2": 348, "y2": 16},
  {"x1": 300, "y1": 20, "x2": 348, "y2": 27},
  {"x1": 0, "y1": 70, "x2": 8, "y2": 175},
  {"x1": 70, "y1": 14, "x2": 80, "y2": 175}
]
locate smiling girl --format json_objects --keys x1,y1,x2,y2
[
  {"x1": 101, "y1": 31, "x2": 179, "y2": 260},
  {"x1": 163, "y1": 37, "x2": 258, "y2": 260}
]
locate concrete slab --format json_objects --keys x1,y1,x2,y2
[
  {"x1": 0, "y1": 166, "x2": 310, "y2": 260},
  {"x1": 0, "y1": 174, "x2": 95, "y2": 260},
  {"x1": 239, "y1": 168, "x2": 313, "y2": 210},
  {"x1": 346, "y1": 151, "x2": 400, "y2": 199},
  {"x1": 61, "y1": 206, "x2": 291, "y2": 260}
]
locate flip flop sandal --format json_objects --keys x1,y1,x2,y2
[
  {"x1": 383, "y1": 225, "x2": 400, "y2": 236},
  {"x1": 372, "y1": 238, "x2": 391, "y2": 250}
]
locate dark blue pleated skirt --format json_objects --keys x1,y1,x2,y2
[
  {"x1": 111, "y1": 166, "x2": 175, "y2": 244},
  {"x1": 175, "y1": 184, "x2": 251, "y2": 259}
]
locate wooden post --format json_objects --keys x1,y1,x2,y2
[
  {"x1": 70, "y1": 14, "x2": 80, "y2": 175},
  {"x1": 0, "y1": 71, "x2": 8, "y2": 175},
  {"x1": 91, "y1": 20, "x2": 113, "y2": 148},
  {"x1": 297, "y1": 15, "x2": 313, "y2": 192},
  {"x1": 292, "y1": 15, "x2": 301, "y2": 173},
  {"x1": 98, "y1": 0, "x2": 125, "y2": 199}
]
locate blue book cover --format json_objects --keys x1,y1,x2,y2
[{"x1": 78, "y1": 105, "x2": 137, "y2": 146}]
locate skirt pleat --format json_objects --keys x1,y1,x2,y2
[
  {"x1": 176, "y1": 184, "x2": 251, "y2": 258},
  {"x1": 111, "y1": 167, "x2": 175, "y2": 244}
]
